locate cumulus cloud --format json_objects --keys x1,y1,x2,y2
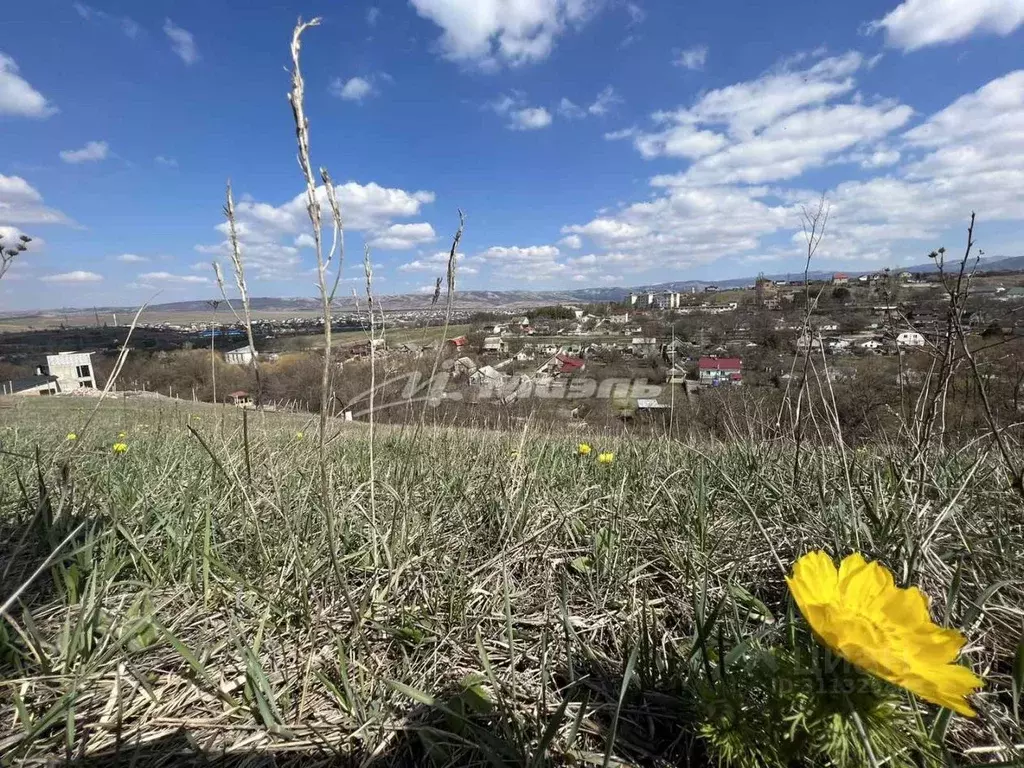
[
  {"x1": 490, "y1": 93, "x2": 552, "y2": 130},
  {"x1": 368, "y1": 222, "x2": 437, "y2": 250},
  {"x1": 0, "y1": 53, "x2": 57, "y2": 118},
  {"x1": 0, "y1": 174, "x2": 71, "y2": 225},
  {"x1": 60, "y1": 141, "x2": 110, "y2": 164},
  {"x1": 869, "y1": 0, "x2": 1024, "y2": 51},
  {"x1": 566, "y1": 63, "x2": 1024, "y2": 272},
  {"x1": 558, "y1": 234, "x2": 583, "y2": 249},
  {"x1": 674, "y1": 44, "x2": 708, "y2": 71},
  {"x1": 196, "y1": 180, "x2": 435, "y2": 279},
  {"x1": 163, "y1": 19, "x2": 199, "y2": 64},
  {"x1": 331, "y1": 76, "x2": 375, "y2": 101},
  {"x1": 41, "y1": 270, "x2": 103, "y2": 283},
  {"x1": 115, "y1": 254, "x2": 148, "y2": 263},
  {"x1": 399, "y1": 250, "x2": 477, "y2": 274},
  {"x1": 409, "y1": 0, "x2": 598, "y2": 67}
]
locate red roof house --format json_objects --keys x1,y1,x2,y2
[
  {"x1": 448, "y1": 335, "x2": 468, "y2": 349},
  {"x1": 555, "y1": 353, "x2": 585, "y2": 373},
  {"x1": 698, "y1": 357, "x2": 742, "y2": 385}
]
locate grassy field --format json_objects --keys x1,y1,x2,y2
[{"x1": 0, "y1": 397, "x2": 1021, "y2": 766}]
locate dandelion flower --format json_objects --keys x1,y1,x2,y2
[
  {"x1": 787, "y1": 551, "x2": 983, "y2": 717},
  {"x1": 112, "y1": 442, "x2": 128, "y2": 454},
  {"x1": 597, "y1": 452, "x2": 614, "y2": 464},
  {"x1": 577, "y1": 443, "x2": 592, "y2": 456},
  {"x1": 66, "y1": 433, "x2": 77, "y2": 441}
]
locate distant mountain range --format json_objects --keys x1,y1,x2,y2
[{"x1": 9, "y1": 255, "x2": 1023, "y2": 317}]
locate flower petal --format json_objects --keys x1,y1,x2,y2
[{"x1": 788, "y1": 551, "x2": 839, "y2": 607}]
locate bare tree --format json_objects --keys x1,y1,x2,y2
[{"x1": 0, "y1": 231, "x2": 33, "y2": 282}]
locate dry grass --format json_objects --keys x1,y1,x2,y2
[{"x1": 0, "y1": 397, "x2": 1021, "y2": 766}]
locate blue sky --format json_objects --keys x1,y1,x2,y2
[{"x1": 2, "y1": 0, "x2": 1024, "y2": 310}]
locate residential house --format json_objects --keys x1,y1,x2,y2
[
  {"x1": 630, "y1": 337, "x2": 658, "y2": 356},
  {"x1": 228, "y1": 391, "x2": 253, "y2": 407},
  {"x1": 698, "y1": 357, "x2": 742, "y2": 385},
  {"x1": 796, "y1": 333, "x2": 823, "y2": 351},
  {"x1": 667, "y1": 364, "x2": 689, "y2": 385},
  {"x1": 896, "y1": 331, "x2": 926, "y2": 347},
  {"x1": 815, "y1": 320, "x2": 840, "y2": 332},
  {"x1": 609, "y1": 312, "x2": 630, "y2": 325},
  {"x1": 469, "y1": 365, "x2": 507, "y2": 388},
  {"x1": 2, "y1": 374, "x2": 59, "y2": 396},
  {"x1": 832, "y1": 273, "x2": 849, "y2": 285},
  {"x1": 704, "y1": 285, "x2": 719, "y2": 293},
  {"x1": 448, "y1": 335, "x2": 469, "y2": 351},
  {"x1": 828, "y1": 339, "x2": 852, "y2": 351},
  {"x1": 519, "y1": 316, "x2": 530, "y2": 328},
  {"x1": 513, "y1": 350, "x2": 535, "y2": 362},
  {"x1": 636, "y1": 398, "x2": 670, "y2": 411},
  {"x1": 538, "y1": 353, "x2": 585, "y2": 376},
  {"x1": 45, "y1": 351, "x2": 96, "y2": 391},
  {"x1": 482, "y1": 336, "x2": 508, "y2": 353},
  {"x1": 225, "y1": 346, "x2": 257, "y2": 366},
  {"x1": 860, "y1": 339, "x2": 883, "y2": 350}
]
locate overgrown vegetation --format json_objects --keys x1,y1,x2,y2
[{"x1": 0, "y1": 398, "x2": 1021, "y2": 765}]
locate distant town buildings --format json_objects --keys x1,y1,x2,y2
[{"x1": 698, "y1": 356, "x2": 743, "y2": 385}]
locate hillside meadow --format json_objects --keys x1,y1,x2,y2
[{"x1": 0, "y1": 397, "x2": 1021, "y2": 766}]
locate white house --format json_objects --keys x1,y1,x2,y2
[
  {"x1": 45, "y1": 352, "x2": 96, "y2": 391},
  {"x1": 828, "y1": 339, "x2": 852, "y2": 351},
  {"x1": 860, "y1": 339, "x2": 882, "y2": 350},
  {"x1": 225, "y1": 346, "x2": 257, "y2": 365},
  {"x1": 896, "y1": 331, "x2": 926, "y2": 347},
  {"x1": 482, "y1": 336, "x2": 508, "y2": 353}
]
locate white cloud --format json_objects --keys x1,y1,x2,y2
[
  {"x1": 74, "y1": 4, "x2": 140, "y2": 39},
  {"x1": 0, "y1": 53, "x2": 57, "y2": 118},
  {"x1": 674, "y1": 44, "x2": 708, "y2": 71},
  {"x1": 625, "y1": 3, "x2": 645, "y2": 25},
  {"x1": 479, "y1": 245, "x2": 560, "y2": 261},
  {"x1": 588, "y1": 86, "x2": 620, "y2": 116},
  {"x1": 558, "y1": 234, "x2": 582, "y2": 249},
  {"x1": 571, "y1": 65, "x2": 1024, "y2": 273},
  {"x1": 41, "y1": 270, "x2": 103, "y2": 283},
  {"x1": 196, "y1": 180, "x2": 435, "y2": 279},
  {"x1": 409, "y1": 0, "x2": 598, "y2": 67},
  {"x1": 331, "y1": 76, "x2": 375, "y2": 101},
  {"x1": 399, "y1": 250, "x2": 477, "y2": 274},
  {"x1": 138, "y1": 271, "x2": 211, "y2": 284},
  {"x1": 366, "y1": 6, "x2": 380, "y2": 26},
  {"x1": 368, "y1": 222, "x2": 437, "y2": 250},
  {"x1": 155, "y1": 155, "x2": 178, "y2": 168},
  {"x1": 869, "y1": 0, "x2": 1024, "y2": 51},
  {"x1": 511, "y1": 106, "x2": 552, "y2": 130},
  {"x1": 558, "y1": 97, "x2": 585, "y2": 119},
  {"x1": 490, "y1": 93, "x2": 552, "y2": 129},
  {"x1": 0, "y1": 174, "x2": 71, "y2": 225},
  {"x1": 294, "y1": 233, "x2": 316, "y2": 248},
  {"x1": 59, "y1": 140, "x2": 110, "y2": 164},
  {"x1": 116, "y1": 254, "x2": 148, "y2": 263},
  {"x1": 163, "y1": 19, "x2": 199, "y2": 65}
]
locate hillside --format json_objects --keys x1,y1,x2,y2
[{"x1": 0, "y1": 397, "x2": 1020, "y2": 765}]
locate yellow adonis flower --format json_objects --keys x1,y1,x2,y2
[
  {"x1": 66, "y1": 433, "x2": 77, "y2": 441},
  {"x1": 112, "y1": 442, "x2": 129, "y2": 454},
  {"x1": 787, "y1": 551, "x2": 983, "y2": 717},
  {"x1": 118, "y1": 431, "x2": 127, "y2": 438},
  {"x1": 295, "y1": 431, "x2": 304, "y2": 440},
  {"x1": 577, "y1": 443, "x2": 592, "y2": 456},
  {"x1": 597, "y1": 452, "x2": 614, "y2": 464}
]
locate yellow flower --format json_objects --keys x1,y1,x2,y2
[
  {"x1": 577, "y1": 443, "x2": 592, "y2": 456},
  {"x1": 295, "y1": 431, "x2": 304, "y2": 440},
  {"x1": 66, "y1": 433, "x2": 77, "y2": 441},
  {"x1": 597, "y1": 452, "x2": 614, "y2": 464},
  {"x1": 118, "y1": 431, "x2": 127, "y2": 439},
  {"x1": 787, "y1": 551, "x2": 983, "y2": 717},
  {"x1": 112, "y1": 442, "x2": 128, "y2": 454}
]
